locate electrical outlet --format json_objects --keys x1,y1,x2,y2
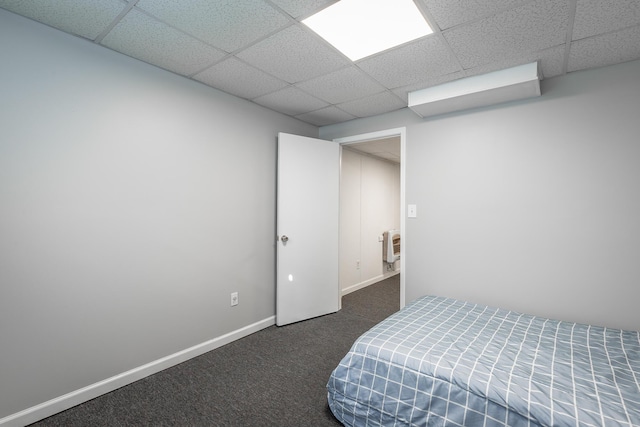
[
  {"x1": 230, "y1": 292, "x2": 238, "y2": 307},
  {"x1": 356, "y1": 260, "x2": 360, "y2": 269}
]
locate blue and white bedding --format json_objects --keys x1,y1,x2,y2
[{"x1": 327, "y1": 295, "x2": 640, "y2": 426}]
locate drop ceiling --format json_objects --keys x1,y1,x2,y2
[
  {"x1": 2, "y1": 0, "x2": 639, "y2": 127},
  {"x1": 345, "y1": 137, "x2": 401, "y2": 164}
]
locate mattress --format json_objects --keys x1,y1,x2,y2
[{"x1": 327, "y1": 295, "x2": 640, "y2": 426}]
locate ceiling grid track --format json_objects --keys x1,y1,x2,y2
[
  {"x1": 94, "y1": 0, "x2": 139, "y2": 44},
  {"x1": 562, "y1": 0, "x2": 579, "y2": 75}
]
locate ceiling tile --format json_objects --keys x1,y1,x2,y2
[
  {"x1": 194, "y1": 58, "x2": 289, "y2": 100},
  {"x1": 0, "y1": 0, "x2": 126, "y2": 40},
  {"x1": 356, "y1": 138, "x2": 400, "y2": 154},
  {"x1": 573, "y1": 0, "x2": 640, "y2": 40},
  {"x1": 4, "y1": 0, "x2": 639, "y2": 128},
  {"x1": 295, "y1": 66, "x2": 386, "y2": 104},
  {"x1": 525, "y1": 45, "x2": 567, "y2": 78},
  {"x1": 270, "y1": 0, "x2": 337, "y2": 19},
  {"x1": 568, "y1": 25, "x2": 640, "y2": 72},
  {"x1": 236, "y1": 24, "x2": 351, "y2": 84},
  {"x1": 337, "y1": 91, "x2": 406, "y2": 118},
  {"x1": 295, "y1": 106, "x2": 356, "y2": 126},
  {"x1": 136, "y1": 0, "x2": 290, "y2": 53},
  {"x1": 101, "y1": 9, "x2": 225, "y2": 76},
  {"x1": 464, "y1": 45, "x2": 567, "y2": 79},
  {"x1": 253, "y1": 86, "x2": 328, "y2": 116},
  {"x1": 346, "y1": 137, "x2": 401, "y2": 163},
  {"x1": 423, "y1": 0, "x2": 529, "y2": 30},
  {"x1": 357, "y1": 37, "x2": 461, "y2": 89},
  {"x1": 444, "y1": 0, "x2": 570, "y2": 69}
]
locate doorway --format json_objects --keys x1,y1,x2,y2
[{"x1": 334, "y1": 128, "x2": 406, "y2": 308}]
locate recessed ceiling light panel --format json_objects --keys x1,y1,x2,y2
[{"x1": 303, "y1": 0, "x2": 433, "y2": 61}]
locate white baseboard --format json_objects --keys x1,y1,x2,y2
[
  {"x1": 341, "y1": 270, "x2": 400, "y2": 296},
  {"x1": 0, "y1": 316, "x2": 276, "y2": 427}
]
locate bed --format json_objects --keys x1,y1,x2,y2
[{"x1": 327, "y1": 295, "x2": 640, "y2": 426}]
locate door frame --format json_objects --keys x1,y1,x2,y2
[{"x1": 333, "y1": 127, "x2": 406, "y2": 308}]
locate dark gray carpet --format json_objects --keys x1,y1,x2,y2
[{"x1": 30, "y1": 275, "x2": 400, "y2": 426}]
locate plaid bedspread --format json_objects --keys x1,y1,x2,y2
[{"x1": 327, "y1": 295, "x2": 640, "y2": 426}]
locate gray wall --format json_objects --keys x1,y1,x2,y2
[
  {"x1": 321, "y1": 59, "x2": 640, "y2": 332},
  {"x1": 0, "y1": 9, "x2": 316, "y2": 420}
]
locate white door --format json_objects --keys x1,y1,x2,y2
[{"x1": 276, "y1": 132, "x2": 340, "y2": 326}]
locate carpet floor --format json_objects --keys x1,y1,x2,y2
[{"x1": 30, "y1": 275, "x2": 400, "y2": 426}]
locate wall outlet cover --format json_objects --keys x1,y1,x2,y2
[{"x1": 231, "y1": 292, "x2": 239, "y2": 306}]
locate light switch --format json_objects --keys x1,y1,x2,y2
[{"x1": 408, "y1": 204, "x2": 417, "y2": 218}]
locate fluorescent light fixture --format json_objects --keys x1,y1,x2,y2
[
  {"x1": 303, "y1": 0, "x2": 433, "y2": 61},
  {"x1": 408, "y1": 62, "x2": 542, "y2": 118}
]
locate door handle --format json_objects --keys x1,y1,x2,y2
[{"x1": 281, "y1": 235, "x2": 289, "y2": 244}]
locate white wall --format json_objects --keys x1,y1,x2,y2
[
  {"x1": 340, "y1": 148, "x2": 400, "y2": 294},
  {"x1": 0, "y1": 9, "x2": 317, "y2": 424},
  {"x1": 321, "y1": 59, "x2": 640, "y2": 331}
]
